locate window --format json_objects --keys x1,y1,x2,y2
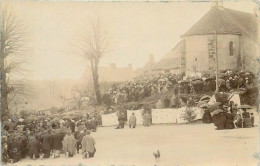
[{"x1": 229, "y1": 41, "x2": 234, "y2": 56}]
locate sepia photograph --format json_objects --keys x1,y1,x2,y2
[{"x1": 1, "y1": 0, "x2": 259, "y2": 166}]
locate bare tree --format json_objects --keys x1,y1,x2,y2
[
  {"x1": 0, "y1": 7, "x2": 28, "y2": 116},
  {"x1": 75, "y1": 18, "x2": 112, "y2": 105},
  {"x1": 71, "y1": 86, "x2": 87, "y2": 110}
]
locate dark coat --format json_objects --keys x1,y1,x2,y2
[
  {"x1": 118, "y1": 116, "x2": 126, "y2": 125},
  {"x1": 42, "y1": 133, "x2": 52, "y2": 150},
  {"x1": 91, "y1": 119, "x2": 98, "y2": 130},
  {"x1": 202, "y1": 110, "x2": 212, "y2": 123},
  {"x1": 70, "y1": 122, "x2": 76, "y2": 131},
  {"x1": 8, "y1": 138, "x2": 22, "y2": 161},
  {"x1": 51, "y1": 133, "x2": 63, "y2": 150},
  {"x1": 212, "y1": 113, "x2": 226, "y2": 130},
  {"x1": 225, "y1": 113, "x2": 235, "y2": 129},
  {"x1": 28, "y1": 138, "x2": 41, "y2": 156},
  {"x1": 85, "y1": 122, "x2": 92, "y2": 130}
]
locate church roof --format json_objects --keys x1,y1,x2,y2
[
  {"x1": 182, "y1": 7, "x2": 257, "y2": 38},
  {"x1": 153, "y1": 41, "x2": 182, "y2": 70}
]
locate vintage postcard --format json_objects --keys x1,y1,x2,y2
[{"x1": 1, "y1": 0, "x2": 259, "y2": 166}]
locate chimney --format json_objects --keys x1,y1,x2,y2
[
  {"x1": 128, "y1": 63, "x2": 132, "y2": 70},
  {"x1": 110, "y1": 63, "x2": 116, "y2": 69}
]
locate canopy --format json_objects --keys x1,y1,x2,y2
[
  {"x1": 197, "y1": 101, "x2": 208, "y2": 107},
  {"x1": 199, "y1": 95, "x2": 211, "y2": 102},
  {"x1": 211, "y1": 109, "x2": 224, "y2": 116},
  {"x1": 191, "y1": 80, "x2": 204, "y2": 85},
  {"x1": 199, "y1": 103, "x2": 209, "y2": 108}
]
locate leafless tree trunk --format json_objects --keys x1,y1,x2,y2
[
  {"x1": 75, "y1": 18, "x2": 112, "y2": 105},
  {"x1": 0, "y1": 7, "x2": 28, "y2": 116},
  {"x1": 71, "y1": 86, "x2": 87, "y2": 110}
]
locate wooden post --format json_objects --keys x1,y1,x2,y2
[{"x1": 215, "y1": 30, "x2": 219, "y2": 93}]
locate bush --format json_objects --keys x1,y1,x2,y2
[{"x1": 181, "y1": 107, "x2": 197, "y2": 123}]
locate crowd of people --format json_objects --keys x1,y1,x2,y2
[
  {"x1": 102, "y1": 69, "x2": 256, "y2": 106},
  {"x1": 2, "y1": 115, "x2": 99, "y2": 164},
  {"x1": 201, "y1": 101, "x2": 255, "y2": 130},
  {"x1": 1, "y1": 69, "x2": 257, "y2": 164}
]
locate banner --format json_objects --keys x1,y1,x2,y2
[
  {"x1": 101, "y1": 113, "x2": 118, "y2": 126},
  {"x1": 152, "y1": 107, "x2": 204, "y2": 124},
  {"x1": 127, "y1": 109, "x2": 143, "y2": 125}
]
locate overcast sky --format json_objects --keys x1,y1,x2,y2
[{"x1": 3, "y1": 1, "x2": 257, "y2": 80}]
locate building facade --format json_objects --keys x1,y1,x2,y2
[{"x1": 181, "y1": 6, "x2": 258, "y2": 75}]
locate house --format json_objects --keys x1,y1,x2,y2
[
  {"x1": 134, "y1": 54, "x2": 157, "y2": 78},
  {"x1": 181, "y1": 5, "x2": 258, "y2": 76},
  {"x1": 152, "y1": 40, "x2": 185, "y2": 75}
]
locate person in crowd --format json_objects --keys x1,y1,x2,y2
[
  {"x1": 51, "y1": 129, "x2": 63, "y2": 158},
  {"x1": 201, "y1": 106, "x2": 212, "y2": 123},
  {"x1": 242, "y1": 109, "x2": 252, "y2": 128},
  {"x1": 170, "y1": 93, "x2": 178, "y2": 108},
  {"x1": 41, "y1": 129, "x2": 52, "y2": 159},
  {"x1": 163, "y1": 96, "x2": 171, "y2": 108},
  {"x1": 81, "y1": 130, "x2": 96, "y2": 159},
  {"x1": 85, "y1": 120, "x2": 92, "y2": 131},
  {"x1": 187, "y1": 97, "x2": 195, "y2": 107},
  {"x1": 97, "y1": 113, "x2": 102, "y2": 126},
  {"x1": 77, "y1": 129, "x2": 87, "y2": 154},
  {"x1": 143, "y1": 112, "x2": 152, "y2": 127},
  {"x1": 156, "y1": 99, "x2": 164, "y2": 109},
  {"x1": 8, "y1": 134, "x2": 22, "y2": 163},
  {"x1": 20, "y1": 132, "x2": 28, "y2": 159},
  {"x1": 28, "y1": 135, "x2": 41, "y2": 159},
  {"x1": 234, "y1": 114, "x2": 243, "y2": 128},
  {"x1": 91, "y1": 117, "x2": 98, "y2": 132},
  {"x1": 225, "y1": 111, "x2": 235, "y2": 129},
  {"x1": 116, "y1": 113, "x2": 126, "y2": 129},
  {"x1": 62, "y1": 130, "x2": 77, "y2": 158},
  {"x1": 69, "y1": 120, "x2": 76, "y2": 133},
  {"x1": 212, "y1": 112, "x2": 226, "y2": 130},
  {"x1": 129, "y1": 112, "x2": 137, "y2": 128},
  {"x1": 251, "y1": 113, "x2": 254, "y2": 127}
]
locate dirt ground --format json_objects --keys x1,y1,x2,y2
[{"x1": 7, "y1": 121, "x2": 259, "y2": 166}]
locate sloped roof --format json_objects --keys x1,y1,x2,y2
[
  {"x1": 153, "y1": 41, "x2": 182, "y2": 70},
  {"x1": 182, "y1": 7, "x2": 257, "y2": 38}
]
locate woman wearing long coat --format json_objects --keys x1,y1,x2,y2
[
  {"x1": 81, "y1": 131, "x2": 96, "y2": 158},
  {"x1": 62, "y1": 132, "x2": 77, "y2": 157},
  {"x1": 129, "y1": 113, "x2": 137, "y2": 128},
  {"x1": 143, "y1": 112, "x2": 152, "y2": 127}
]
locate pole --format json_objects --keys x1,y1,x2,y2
[{"x1": 215, "y1": 30, "x2": 219, "y2": 93}]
